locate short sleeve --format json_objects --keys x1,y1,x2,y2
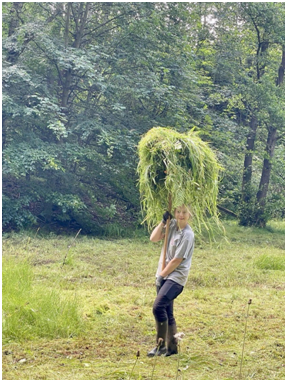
[{"x1": 174, "y1": 232, "x2": 194, "y2": 260}]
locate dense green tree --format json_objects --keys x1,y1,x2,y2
[
  {"x1": 2, "y1": 2, "x2": 284, "y2": 234},
  {"x1": 2, "y1": 2, "x2": 201, "y2": 233},
  {"x1": 190, "y1": 2, "x2": 285, "y2": 226},
  {"x1": 237, "y1": 3, "x2": 285, "y2": 227}
]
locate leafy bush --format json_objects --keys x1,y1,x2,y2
[{"x1": 2, "y1": 194, "x2": 37, "y2": 230}]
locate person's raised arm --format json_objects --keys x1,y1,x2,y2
[
  {"x1": 150, "y1": 222, "x2": 165, "y2": 242},
  {"x1": 150, "y1": 211, "x2": 172, "y2": 242}
]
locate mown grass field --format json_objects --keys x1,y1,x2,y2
[{"x1": 2, "y1": 221, "x2": 285, "y2": 380}]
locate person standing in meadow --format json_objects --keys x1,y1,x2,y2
[{"x1": 147, "y1": 205, "x2": 194, "y2": 357}]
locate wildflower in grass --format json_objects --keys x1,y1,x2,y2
[
  {"x1": 151, "y1": 338, "x2": 163, "y2": 379},
  {"x1": 155, "y1": 338, "x2": 164, "y2": 358},
  {"x1": 129, "y1": 350, "x2": 140, "y2": 380},
  {"x1": 174, "y1": 332, "x2": 185, "y2": 380},
  {"x1": 239, "y1": 299, "x2": 252, "y2": 379},
  {"x1": 174, "y1": 332, "x2": 185, "y2": 341}
]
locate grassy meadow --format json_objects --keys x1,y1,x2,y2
[{"x1": 2, "y1": 220, "x2": 285, "y2": 380}]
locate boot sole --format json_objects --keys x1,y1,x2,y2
[
  {"x1": 147, "y1": 349, "x2": 166, "y2": 357},
  {"x1": 165, "y1": 351, "x2": 178, "y2": 357}
]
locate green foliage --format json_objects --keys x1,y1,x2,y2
[
  {"x1": 137, "y1": 127, "x2": 222, "y2": 234},
  {"x1": 3, "y1": 2, "x2": 201, "y2": 233},
  {"x1": 2, "y1": 194, "x2": 37, "y2": 230},
  {"x1": 194, "y1": 2, "x2": 285, "y2": 225},
  {"x1": 2, "y1": 2, "x2": 284, "y2": 233}
]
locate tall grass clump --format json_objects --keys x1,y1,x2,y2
[
  {"x1": 255, "y1": 254, "x2": 285, "y2": 271},
  {"x1": 266, "y1": 220, "x2": 285, "y2": 234},
  {"x1": 2, "y1": 259, "x2": 86, "y2": 343},
  {"x1": 137, "y1": 127, "x2": 223, "y2": 236}
]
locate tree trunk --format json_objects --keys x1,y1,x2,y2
[
  {"x1": 8, "y1": 3, "x2": 23, "y2": 36},
  {"x1": 61, "y1": 69, "x2": 72, "y2": 109},
  {"x1": 239, "y1": 114, "x2": 257, "y2": 225},
  {"x1": 242, "y1": 114, "x2": 257, "y2": 199},
  {"x1": 276, "y1": 49, "x2": 285, "y2": 86},
  {"x1": 61, "y1": 3, "x2": 72, "y2": 109},
  {"x1": 254, "y1": 47, "x2": 285, "y2": 227},
  {"x1": 2, "y1": 116, "x2": 7, "y2": 150},
  {"x1": 61, "y1": 3, "x2": 89, "y2": 108},
  {"x1": 6, "y1": 3, "x2": 23, "y2": 63},
  {"x1": 254, "y1": 126, "x2": 277, "y2": 227},
  {"x1": 73, "y1": 3, "x2": 89, "y2": 49},
  {"x1": 64, "y1": 2, "x2": 71, "y2": 49}
]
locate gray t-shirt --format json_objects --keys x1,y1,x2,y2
[{"x1": 156, "y1": 219, "x2": 194, "y2": 286}]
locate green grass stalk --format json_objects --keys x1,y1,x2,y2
[
  {"x1": 61, "y1": 228, "x2": 82, "y2": 267},
  {"x1": 239, "y1": 299, "x2": 252, "y2": 379},
  {"x1": 175, "y1": 332, "x2": 185, "y2": 380},
  {"x1": 129, "y1": 350, "x2": 140, "y2": 379},
  {"x1": 176, "y1": 341, "x2": 181, "y2": 380},
  {"x1": 151, "y1": 338, "x2": 163, "y2": 380}
]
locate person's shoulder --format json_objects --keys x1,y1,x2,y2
[
  {"x1": 170, "y1": 218, "x2": 177, "y2": 228},
  {"x1": 183, "y1": 225, "x2": 194, "y2": 239}
]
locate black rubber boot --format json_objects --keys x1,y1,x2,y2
[
  {"x1": 147, "y1": 320, "x2": 168, "y2": 357},
  {"x1": 165, "y1": 323, "x2": 178, "y2": 357}
]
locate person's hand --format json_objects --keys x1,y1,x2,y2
[
  {"x1": 155, "y1": 275, "x2": 165, "y2": 288},
  {"x1": 162, "y1": 211, "x2": 172, "y2": 224}
]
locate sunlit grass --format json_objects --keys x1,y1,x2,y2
[
  {"x1": 2, "y1": 220, "x2": 285, "y2": 380},
  {"x1": 255, "y1": 254, "x2": 285, "y2": 271},
  {"x1": 2, "y1": 259, "x2": 86, "y2": 343}
]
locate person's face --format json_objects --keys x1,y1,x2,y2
[{"x1": 174, "y1": 206, "x2": 190, "y2": 228}]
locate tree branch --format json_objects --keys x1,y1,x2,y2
[
  {"x1": 243, "y1": 5, "x2": 262, "y2": 80},
  {"x1": 217, "y1": 205, "x2": 238, "y2": 217},
  {"x1": 81, "y1": 12, "x2": 129, "y2": 38},
  {"x1": 32, "y1": 40, "x2": 63, "y2": 85}
]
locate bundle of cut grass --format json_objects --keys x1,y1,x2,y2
[{"x1": 137, "y1": 127, "x2": 222, "y2": 235}]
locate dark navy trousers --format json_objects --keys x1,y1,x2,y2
[{"x1": 152, "y1": 279, "x2": 183, "y2": 324}]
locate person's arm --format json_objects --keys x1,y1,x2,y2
[
  {"x1": 150, "y1": 211, "x2": 172, "y2": 242},
  {"x1": 150, "y1": 222, "x2": 165, "y2": 242},
  {"x1": 160, "y1": 257, "x2": 183, "y2": 278}
]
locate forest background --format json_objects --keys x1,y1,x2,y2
[
  {"x1": 2, "y1": 2, "x2": 285, "y2": 236},
  {"x1": 2, "y1": 3, "x2": 285, "y2": 380}
]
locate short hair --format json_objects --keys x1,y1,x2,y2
[{"x1": 174, "y1": 205, "x2": 192, "y2": 219}]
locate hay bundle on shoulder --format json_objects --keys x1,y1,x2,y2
[{"x1": 137, "y1": 127, "x2": 222, "y2": 236}]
